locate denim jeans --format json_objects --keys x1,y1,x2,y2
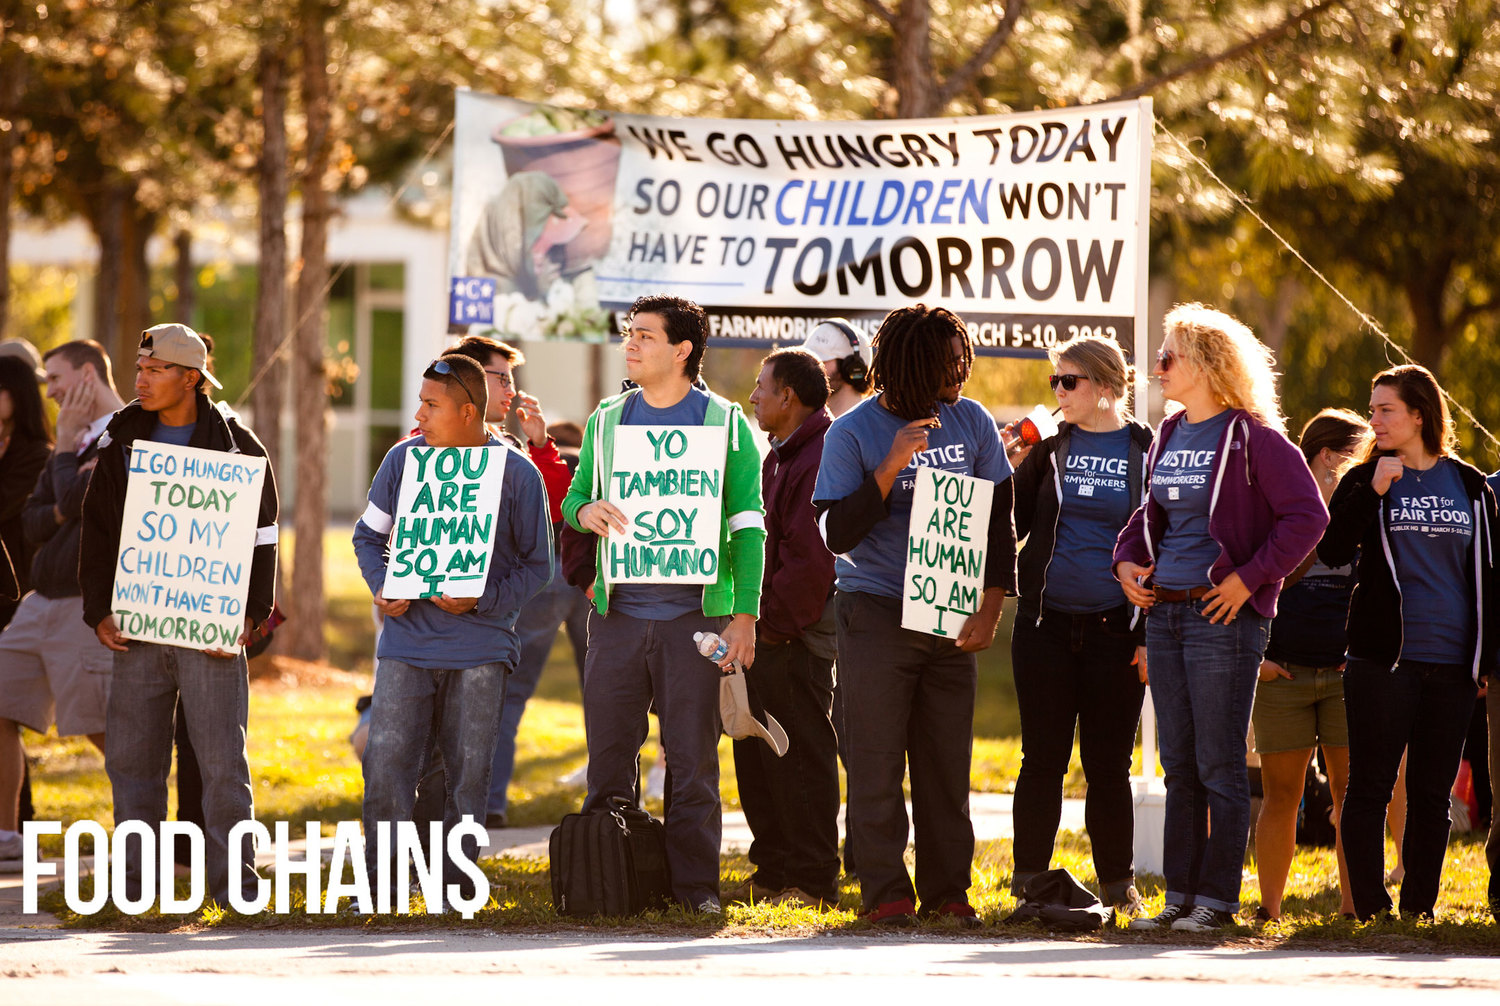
[
  {"x1": 836, "y1": 590, "x2": 977, "y2": 912},
  {"x1": 732, "y1": 636, "x2": 841, "y2": 901},
  {"x1": 486, "y1": 568, "x2": 590, "y2": 816},
  {"x1": 1010, "y1": 606, "x2": 1144, "y2": 900},
  {"x1": 1342, "y1": 657, "x2": 1477, "y2": 918},
  {"x1": 362, "y1": 658, "x2": 508, "y2": 900},
  {"x1": 1145, "y1": 599, "x2": 1268, "y2": 913},
  {"x1": 105, "y1": 642, "x2": 259, "y2": 907},
  {"x1": 582, "y1": 608, "x2": 728, "y2": 908}
]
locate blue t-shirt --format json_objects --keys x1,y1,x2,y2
[
  {"x1": 1266, "y1": 553, "x2": 1356, "y2": 666},
  {"x1": 610, "y1": 387, "x2": 713, "y2": 621},
  {"x1": 1387, "y1": 458, "x2": 1474, "y2": 663},
  {"x1": 812, "y1": 395, "x2": 1011, "y2": 600},
  {"x1": 150, "y1": 419, "x2": 195, "y2": 447},
  {"x1": 1151, "y1": 409, "x2": 1231, "y2": 589},
  {"x1": 1047, "y1": 427, "x2": 1133, "y2": 613}
]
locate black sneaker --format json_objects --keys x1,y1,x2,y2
[
  {"x1": 1128, "y1": 903, "x2": 1185, "y2": 930},
  {"x1": 1171, "y1": 905, "x2": 1237, "y2": 931}
]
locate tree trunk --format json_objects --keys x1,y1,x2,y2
[
  {"x1": 252, "y1": 37, "x2": 290, "y2": 477},
  {"x1": 92, "y1": 182, "x2": 127, "y2": 368},
  {"x1": 1404, "y1": 267, "x2": 1451, "y2": 378},
  {"x1": 0, "y1": 54, "x2": 21, "y2": 340},
  {"x1": 892, "y1": 1, "x2": 937, "y2": 118},
  {"x1": 118, "y1": 200, "x2": 155, "y2": 362},
  {"x1": 173, "y1": 229, "x2": 195, "y2": 325},
  {"x1": 285, "y1": 0, "x2": 334, "y2": 661}
]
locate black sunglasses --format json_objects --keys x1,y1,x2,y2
[
  {"x1": 1049, "y1": 373, "x2": 1085, "y2": 391},
  {"x1": 424, "y1": 358, "x2": 477, "y2": 406},
  {"x1": 1156, "y1": 349, "x2": 1176, "y2": 371}
]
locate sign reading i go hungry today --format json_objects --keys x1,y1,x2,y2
[{"x1": 112, "y1": 441, "x2": 268, "y2": 652}]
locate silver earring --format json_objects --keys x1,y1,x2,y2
[{"x1": 1097, "y1": 396, "x2": 1109, "y2": 411}]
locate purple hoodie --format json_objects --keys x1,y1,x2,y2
[{"x1": 1112, "y1": 409, "x2": 1328, "y2": 619}]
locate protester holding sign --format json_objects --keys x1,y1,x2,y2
[
  {"x1": 563, "y1": 295, "x2": 765, "y2": 914},
  {"x1": 442, "y1": 333, "x2": 582, "y2": 831},
  {"x1": 80, "y1": 324, "x2": 279, "y2": 908},
  {"x1": 353, "y1": 353, "x2": 553, "y2": 903},
  {"x1": 1318, "y1": 365, "x2": 1498, "y2": 922},
  {"x1": 812, "y1": 304, "x2": 1016, "y2": 927},
  {"x1": 734, "y1": 347, "x2": 839, "y2": 907},
  {"x1": 1113, "y1": 305, "x2": 1326, "y2": 932},
  {"x1": 1009, "y1": 334, "x2": 1153, "y2": 919}
]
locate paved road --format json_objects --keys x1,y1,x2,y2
[{"x1": 2, "y1": 929, "x2": 1496, "y2": 1003}]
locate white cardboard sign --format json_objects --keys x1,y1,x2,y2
[
  {"x1": 382, "y1": 445, "x2": 507, "y2": 599},
  {"x1": 902, "y1": 468, "x2": 992, "y2": 637},
  {"x1": 112, "y1": 441, "x2": 268, "y2": 652},
  {"x1": 604, "y1": 426, "x2": 726, "y2": 586}
]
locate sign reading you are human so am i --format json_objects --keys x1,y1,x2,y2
[
  {"x1": 902, "y1": 468, "x2": 992, "y2": 637},
  {"x1": 383, "y1": 445, "x2": 507, "y2": 599},
  {"x1": 605, "y1": 426, "x2": 726, "y2": 585},
  {"x1": 113, "y1": 442, "x2": 268, "y2": 652}
]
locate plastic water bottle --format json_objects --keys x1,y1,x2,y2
[{"x1": 694, "y1": 631, "x2": 729, "y2": 664}]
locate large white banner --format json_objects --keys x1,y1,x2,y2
[
  {"x1": 383, "y1": 445, "x2": 508, "y2": 599},
  {"x1": 450, "y1": 91, "x2": 1153, "y2": 359},
  {"x1": 603, "y1": 426, "x2": 726, "y2": 586},
  {"x1": 902, "y1": 469, "x2": 993, "y2": 638},
  {"x1": 112, "y1": 442, "x2": 267, "y2": 652}
]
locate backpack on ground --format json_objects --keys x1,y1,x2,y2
[
  {"x1": 1005, "y1": 868, "x2": 1112, "y2": 931},
  {"x1": 549, "y1": 797, "x2": 672, "y2": 917}
]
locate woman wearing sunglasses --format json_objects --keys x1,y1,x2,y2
[
  {"x1": 1318, "y1": 364, "x2": 1498, "y2": 922},
  {"x1": 1113, "y1": 304, "x2": 1328, "y2": 931},
  {"x1": 1008, "y1": 334, "x2": 1154, "y2": 918}
]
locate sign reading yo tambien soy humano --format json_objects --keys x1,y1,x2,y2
[
  {"x1": 382, "y1": 445, "x2": 507, "y2": 599},
  {"x1": 113, "y1": 441, "x2": 268, "y2": 652},
  {"x1": 605, "y1": 426, "x2": 727, "y2": 585},
  {"x1": 902, "y1": 468, "x2": 993, "y2": 637}
]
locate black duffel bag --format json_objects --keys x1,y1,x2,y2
[{"x1": 549, "y1": 797, "x2": 672, "y2": 917}]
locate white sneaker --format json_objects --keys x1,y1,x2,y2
[
  {"x1": 1170, "y1": 905, "x2": 1237, "y2": 932},
  {"x1": 559, "y1": 761, "x2": 589, "y2": 787},
  {"x1": 1128, "y1": 903, "x2": 1185, "y2": 930},
  {"x1": 0, "y1": 830, "x2": 22, "y2": 861}
]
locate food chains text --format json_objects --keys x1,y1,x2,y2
[{"x1": 20, "y1": 819, "x2": 494, "y2": 919}]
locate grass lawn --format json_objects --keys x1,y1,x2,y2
[{"x1": 21, "y1": 534, "x2": 1500, "y2": 950}]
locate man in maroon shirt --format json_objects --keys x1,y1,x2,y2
[{"x1": 735, "y1": 347, "x2": 839, "y2": 906}]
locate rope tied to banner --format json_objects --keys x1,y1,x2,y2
[
  {"x1": 233, "y1": 119, "x2": 456, "y2": 410},
  {"x1": 1156, "y1": 119, "x2": 1500, "y2": 461}
]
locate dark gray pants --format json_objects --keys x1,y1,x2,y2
[
  {"x1": 732, "y1": 636, "x2": 841, "y2": 901},
  {"x1": 582, "y1": 608, "x2": 728, "y2": 907},
  {"x1": 837, "y1": 590, "x2": 976, "y2": 912}
]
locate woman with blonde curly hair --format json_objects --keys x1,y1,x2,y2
[{"x1": 1113, "y1": 303, "x2": 1329, "y2": 931}]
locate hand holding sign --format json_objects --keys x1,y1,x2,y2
[
  {"x1": 953, "y1": 589, "x2": 1004, "y2": 652},
  {"x1": 579, "y1": 499, "x2": 628, "y2": 536}
]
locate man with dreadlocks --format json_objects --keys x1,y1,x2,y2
[{"x1": 812, "y1": 303, "x2": 1017, "y2": 927}]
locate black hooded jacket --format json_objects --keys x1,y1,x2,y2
[{"x1": 80, "y1": 395, "x2": 279, "y2": 630}]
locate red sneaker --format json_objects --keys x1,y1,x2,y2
[{"x1": 865, "y1": 898, "x2": 917, "y2": 927}]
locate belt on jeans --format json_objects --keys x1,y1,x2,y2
[{"x1": 1152, "y1": 584, "x2": 1211, "y2": 603}]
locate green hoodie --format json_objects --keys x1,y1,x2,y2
[{"x1": 562, "y1": 387, "x2": 767, "y2": 616}]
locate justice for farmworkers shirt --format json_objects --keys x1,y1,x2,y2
[
  {"x1": 812, "y1": 395, "x2": 1011, "y2": 600},
  {"x1": 609, "y1": 386, "x2": 711, "y2": 621},
  {"x1": 1046, "y1": 427, "x2": 1133, "y2": 613},
  {"x1": 1151, "y1": 409, "x2": 1232, "y2": 590},
  {"x1": 1385, "y1": 458, "x2": 1474, "y2": 663}
]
